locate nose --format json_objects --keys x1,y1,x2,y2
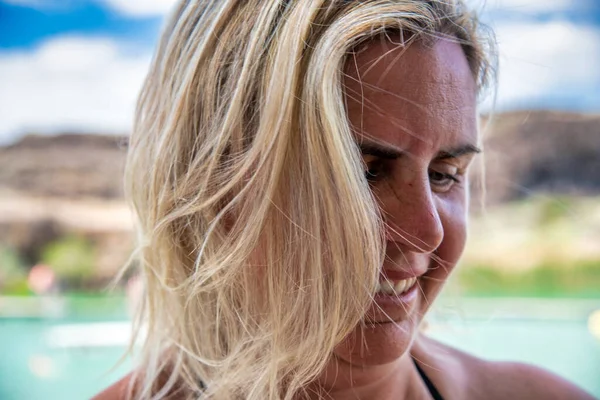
[{"x1": 381, "y1": 177, "x2": 444, "y2": 254}]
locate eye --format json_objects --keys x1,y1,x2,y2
[
  {"x1": 364, "y1": 159, "x2": 387, "y2": 183},
  {"x1": 429, "y1": 167, "x2": 460, "y2": 191}
]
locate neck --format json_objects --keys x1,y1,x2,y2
[{"x1": 308, "y1": 352, "x2": 420, "y2": 400}]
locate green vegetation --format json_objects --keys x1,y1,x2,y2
[
  {"x1": 1, "y1": 195, "x2": 599, "y2": 299},
  {"x1": 460, "y1": 195, "x2": 600, "y2": 298},
  {"x1": 456, "y1": 260, "x2": 600, "y2": 298},
  {"x1": 0, "y1": 246, "x2": 31, "y2": 295},
  {"x1": 536, "y1": 196, "x2": 574, "y2": 226},
  {"x1": 40, "y1": 235, "x2": 96, "y2": 288}
]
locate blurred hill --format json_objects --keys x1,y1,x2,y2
[
  {"x1": 0, "y1": 110, "x2": 598, "y2": 203},
  {"x1": 479, "y1": 110, "x2": 600, "y2": 204},
  {"x1": 0, "y1": 110, "x2": 599, "y2": 282},
  {"x1": 0, "y1": 133, "x2": 127, "y2": 199},
  {"x1": 0, "y1": 134, "x2": 131, "y2": 280}
]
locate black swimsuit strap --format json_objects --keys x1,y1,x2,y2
[{"x1": 413, "y1": 358, "x2": 445, "y2": 400}]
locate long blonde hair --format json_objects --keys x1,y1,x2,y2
[{"x1": 124, "y1": 1, "x2": 493, "y2": 398}]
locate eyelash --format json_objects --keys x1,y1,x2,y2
[
  {"x1": 364, "y1": 160, "x2": 387, "y2": 182},
  {"x1": 364, "y1": 160, "x2": 461, "y2": 187},
  {"x1": 429, "y1": 170, "x2": 460, "y2": 186}
]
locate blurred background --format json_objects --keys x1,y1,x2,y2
[{"x1": 0, "y1": 0, "x2": 599, "y2": 398}]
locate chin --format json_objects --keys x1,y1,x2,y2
[
  {"x1": 332, "y1": 298, "x2": 424, "y2": 367},
  {"x1": 331, "y1": 261, "x2": 450, "y2": 367}
]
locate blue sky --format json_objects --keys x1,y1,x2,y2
[
  {"x1": 0, "y1": 1, "x2": 163, "y2": 50},
  {"x1": 0, "y1": 0, "x2": 599, "y2": 144}
]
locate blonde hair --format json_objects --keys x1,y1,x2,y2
[{"x1": 124, "y1": 0, "x2": 493, "y2": 399}]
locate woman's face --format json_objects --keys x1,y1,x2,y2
[{"x1": 338, "y1": 37, "x2": 478, "y2": 365}]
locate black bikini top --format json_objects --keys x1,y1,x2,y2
[{"x1": 413, "y1": 358, "x2": 445, "y2": 400}]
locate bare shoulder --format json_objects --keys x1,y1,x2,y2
[
  {"x1": 412, "y1": 333, "x2": 595, "y2": 400},
  {"x1": 91, "y1": 370, "x2": 191, "y2": 400},
  {"x1": 477, "y1": 360, "x2": 596, "y2": 400},
  {"x1": 91, "y1": 373, "x2": 135, "y2": 400}
]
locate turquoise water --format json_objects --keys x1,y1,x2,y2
[
  {"x1": 1, "y1": 297, "x2": 599, "y2": 399},
  {"x1": 428, "y1": 318, "x2": 600, "y2": 397},
  {"x1": 0, "y1": 319, "x2": 131, "y2": 399}
]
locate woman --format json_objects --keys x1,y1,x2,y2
[{"x1": 95, "y1": 0, "x2": 594, "y2": 399}]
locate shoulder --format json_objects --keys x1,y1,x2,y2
[
  {"x1": 91, "y1": 373, "x2": 135, "y2": 400},
  {"x1": 477, "y1": 360, "x2": 595, "y2": 400},
  {"x1": 412, "y1": 333, "x2": 595, "y2": 400},
  {"x1": 91, "y1": 370, "x2": 192, "y2": 400}
]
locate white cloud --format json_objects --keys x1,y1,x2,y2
[
  {"x1": 482, "y1": 20, "x2": 600, "y2": 111},
  {"x1": 477, "y1": 0, "x2": 575, "y2": 14},
  {"x1": 0, "y1": 3, "x2": 598, "y2": 144},
  {"x1": 0, "y1": 36, "x2": 152, "y2": 144},
  {"x1": 101, "y1": 0, "x2": 178, "y2": 17}
]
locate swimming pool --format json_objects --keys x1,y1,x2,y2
[{"x1": 1, "y1": 297, "x2": 598, "y2": 399}]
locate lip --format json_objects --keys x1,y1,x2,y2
[
  {"x1": 380, "y1": 267, "x2": 425, "y2": 282},
  {"x1": 372, "y1": 278, "x2": 420, "y2": 311}
]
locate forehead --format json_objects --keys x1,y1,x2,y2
[{"x1": 343, "y1": 36, "x2": 477, "y2": 152}]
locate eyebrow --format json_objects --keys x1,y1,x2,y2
[
  {"x1": 435, "y1": 144, "x2": 482, "y2": 160},
  {"x1": 358, "y1": 141, "x2": 481, "y2": 160},
  {"x1": 359, "y1": 141, "x2": 403, "y2": 159}
]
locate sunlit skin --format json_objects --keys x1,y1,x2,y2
[
  {"x1": 311, "y1": 37, "x2": 478, "y2": 399},
  {"x1": 93, "y1": 32, "x2": 595, "y2": 400}
]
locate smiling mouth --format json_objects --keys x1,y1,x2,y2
[{"x1": 375, "y1": 277, "x2": 417, "y2": 295}]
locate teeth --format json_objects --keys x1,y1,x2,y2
[
  {"x1": 395, "y1": 279, "x2": 407, "y2": 293},
  {"x1": 376, "y1": 277, "x2": 417, "y2": 295},
  {"x1": 380, "y1": 280, "x2": 396, "y2": 295}
]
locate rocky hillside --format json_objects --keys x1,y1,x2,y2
[
  {"x1": 478, "y1": 110, "x2": 600, "y2": 204},
  {"x1": 0, "y1": 133, "x2": 128, "y2": 199},
  {"x1": 0, "y1": 110, "x2": 598, "y2": 277},
  {"x1": 1, "y1": 110, "x2": 598, "y2": 203},
  {"x1": 0, "y1": 134, "x2": 130, "y2": 277}
]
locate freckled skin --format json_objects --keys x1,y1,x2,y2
[
  {"x1": 344, "y1": 37, "x2": 476, "y2": 362},
  {"x1": 309, "y1": 36, "x2": 593, "y2": 400},
  {"x1": 92, "y1": 35, "x2": 594, "y2": 400},
  {"x1": 313, "y1": 38, "x2": 477, "y2": 398}
]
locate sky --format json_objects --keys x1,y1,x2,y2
[{"x1": 0, "y1": 0, "x2": 599, "y2": 144}]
